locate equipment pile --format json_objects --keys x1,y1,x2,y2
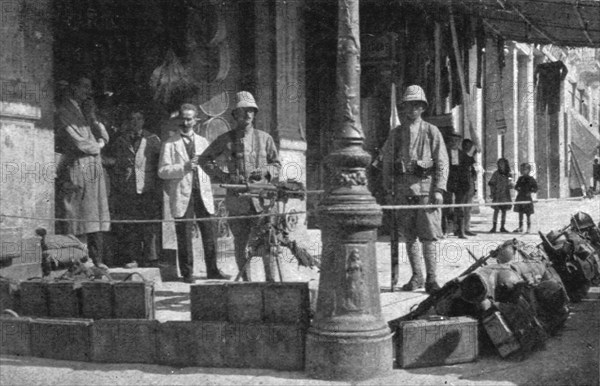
[{"x1": 390, "y1": 212, "x2": 600, "y2": 362}]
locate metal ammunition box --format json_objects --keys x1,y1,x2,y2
[{"x1": 482, "y1": 311, "x2": 521, "y2": 357}]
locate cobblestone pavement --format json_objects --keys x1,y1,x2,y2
[{"x1": 1, "y1": 197, "x2": 599, "y2": 385}]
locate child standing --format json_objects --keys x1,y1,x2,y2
[
  {"x1": 488, "y1": 158, "x2": 513, "y2": 233},
  {"x1": 513, "y1": 163, "x2": 538, "y2": 233}
]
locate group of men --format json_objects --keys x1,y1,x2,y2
[
  {"x1": 55, "y1": 76, "x2": 280, "y2": 283},
  {"x1": 55, "y1": 77, "x2": 471, "y2": 292}
]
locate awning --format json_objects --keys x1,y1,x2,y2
[{"x1": 425, "y1": 0, "x2": 600, "y2": 48}]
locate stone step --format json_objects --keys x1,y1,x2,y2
[{"x1": 0, "y1": 262, "x2": 42, "y2": 280}]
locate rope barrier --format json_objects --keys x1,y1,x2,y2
[
  {"x1": 380, "y1": 196, "x2": 588, "y2": 210},
  {"x1": 0, "y1": 195, "x2": 591, "y2": 224}
]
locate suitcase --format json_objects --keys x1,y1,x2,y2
[
  {"x1": 113, "y1": 272, "x2": 155, "y2": 319},
  {"x1": 19, "y1": 278, "x2": 48, "y2": 317},
  {"x1": 0, "y1": 309, "x2": 31, "y2": 356},
  {"x1": 30, "y1": 318, "x2": 93, "y2": 361},
  {"x1": 81, "y1": 275, "x2": 113, "y2": 319},
  {"x1": 395, "y1": 316, "x2": 478, "y2": 368},
  {"x1": 92, "y1": 319, "x2": 158, "y2": 363},
  {"x1": 46, "y1": 280, "x2": 81, "y2": 318}
]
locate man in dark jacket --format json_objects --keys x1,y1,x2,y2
[{"x1": 110, "y1": 109, "x2": 162, "y2": 267}]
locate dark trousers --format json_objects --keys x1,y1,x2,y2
[
  {"x1": 175, "y1": 189, "x2": 218, "y2": 279},
  {"x1": 77, "y1": 232, "x2": 104, "y2": 266},
  {"x1": 113, "y1": 192, "x2": 160, "y2": 265},
  {"x1": 464, "y1": 190, "x2": 474, "y2": 231},
  {"x1": 228, "y1": 216, "x2": 260, "y2": 282}
]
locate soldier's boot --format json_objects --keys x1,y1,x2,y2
[
  {"x1": 423, "y1": 241, "x2": 440, "y2": 294},
  {"x1": 263, "y1": 251, "x2": 277, "y2": 282},
  {"x1": 401, "y1": 240, "x2": 424, "y2": 291},
  {"x1": 489, "y1": 223, "x2": 497, "y2": 233},
  {"x1": 235, "y1": 247, "x2": 252, "y2": 282}
]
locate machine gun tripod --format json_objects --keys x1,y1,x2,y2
[{"x1": 221, "y1": 181, "x2": 320, "y2": 281}]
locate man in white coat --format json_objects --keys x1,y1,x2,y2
[{"x1": 158, "y1": 103, "x2": 229, "y2": 282}]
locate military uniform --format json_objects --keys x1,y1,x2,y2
[
  {"x1": 199, "y1": 92, "x2": 281, "y2": 281},
  {"x1": 381, "y1": 85, "x2": 449, "y2": 292}
]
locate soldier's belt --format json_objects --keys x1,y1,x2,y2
[{"x1": 396, "y1": 159, "x2": 434, "y2": 177}]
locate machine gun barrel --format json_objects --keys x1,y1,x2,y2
[
  {"x1": 221, "y1": 183, "x2": 277, "y2": 192},
  {"x1": 220, "y1": 181, "x2": 306, "y2": 200}
]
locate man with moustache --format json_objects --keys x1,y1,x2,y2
[
  {"x1": 158, "y1": 103, "x2": 229, "y2": 283},
  {"x1": 55, "y1": 75, "x2": 110, "y2": 268},
  {"x1": 199, "y1": 91, "x2": 281, "y2": 281},
  {"x1": 381, "y1": 85, "x2": 449, "y2": 294}
]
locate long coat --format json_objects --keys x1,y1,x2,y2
[
  {"x1": 158, "y1": 132, "x2": 215, "y2": 218},
  {"x1": 55, "y1": 100, "x2": 111, "y2": 235}
]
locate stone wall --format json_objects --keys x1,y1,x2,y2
[{"x1": 1, "y1": 0, "x2": 55, "y2": 273}]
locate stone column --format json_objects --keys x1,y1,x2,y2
[
  {"x1": 254, "y1": 0, "x2": 308, "y2": 237},
  {"x1": 305, "y1": 0, "x2": 392, "y2": 380},
  {"x1": 517, "y1": 46, "x2": 535, "y2": 167},
  {"x1": 483, "y1": 38, "x2": 501, "y2": 197},
  {"x1": 534, "y1": 54, "x2": 549, "y2": 198},
  {"x1": 502, "y1": 44, "x2": 518, "y2": 174}
]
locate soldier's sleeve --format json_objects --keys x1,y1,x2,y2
[
  {"x1": 198, "y1": 134, "x2": 229, "y2": 182},
  {"x1": 263, "y1": 135, "x2": 281, "y2": 182},
  {"x1": 431, "y1": 125, "x2": 449, "y2": 193}
]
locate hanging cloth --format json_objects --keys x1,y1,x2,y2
[{"x1": 535, "y1": 61, "x2": 568, "y2": 115}]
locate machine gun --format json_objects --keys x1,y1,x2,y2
[
  {"x1": 390, "y1": 248, "x2": 494, "y2": 327},
  {"x1": 221, "y1": 180, "x2": 307, "y2": 202},
  {"x1": 220, "y1": 180, "x2": 320, "y2": 281}
]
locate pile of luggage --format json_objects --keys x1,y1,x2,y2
[{"x1": 391, "y1": 212, "x2": 600, "y2": 366}]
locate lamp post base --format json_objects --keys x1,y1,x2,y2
[{"x1": 306, "y1": 325, "x2": 393, "y2": 381}]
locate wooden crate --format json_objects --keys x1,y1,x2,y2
[
  {"x1": 19, "y1": 279, "x2": 48, "y2": 317},
  {"x1": 81, "y1": 280, "x2": 113, "y2": 319},
  {"x1": 47, "y1": 281, "x2": 80, "y2": 318},
  {"x1": 113, "y1": 273, "x2": 154, "y2": 319}
]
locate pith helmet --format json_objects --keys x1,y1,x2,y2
[
  {"x1": 233, "y1": 91, "x2": 259, "y2": 112},
  {"x1": 401, "y1": 85, "x2": 428, "y2": 107}
]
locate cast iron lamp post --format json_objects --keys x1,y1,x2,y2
[{"x1": 305, "y1": 0, "x2": 393, "y2": 380}]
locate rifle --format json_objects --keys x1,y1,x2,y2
[
  {"x1": 390, "y1": 248, "x2": 494, "y2": 326},
  {"x1": 389, "y1": 83, "x2": 400, "y2": 292}
]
